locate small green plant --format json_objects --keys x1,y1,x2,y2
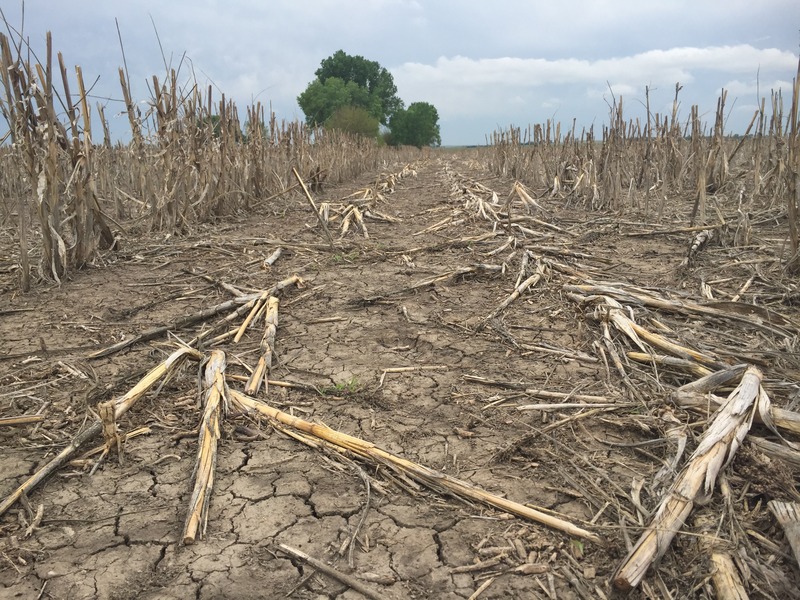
[
  {"x1": 322, "y1": 377, "x2": 361, "y2": 395},
  {"x1": 331, "y1": 250, "x2": 359, "y2": 264}
]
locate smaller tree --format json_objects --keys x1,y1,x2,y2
[
  {"x1": 325, "y1": 106, "x2": 380, "y2": 139},
  {"x1": 389, "y1": 102, "x2": 441, "y2": 148}
]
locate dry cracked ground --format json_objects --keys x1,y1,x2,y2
[{"x1": 1, "y1": 152, "x2": 799, "y2": 599}]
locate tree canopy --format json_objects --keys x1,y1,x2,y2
[
  {"x1": 388, "y1": 102, "x2": 441, "y2": 148},
  {"x1": 316, "y1": 50, "x2": 402, "y2": 124},
  {"x1": 298, "y1": 50, "x2": 402, "y2": 127},
  {"x1": 298, "y1": 51, "x2": 441, "y2": 146},
  {"x1": 297, "y1": 76, "x2": 377, "y2": 127}
]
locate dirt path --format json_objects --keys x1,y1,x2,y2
[{"x1": 1, "y1": 154, "x2": 798, "y2": 599}]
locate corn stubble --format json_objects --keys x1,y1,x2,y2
[
  {"x1": 0, "y1": 27, "x2": 413, "y2": 290},
  {"x1": 488, "y1": 66, "x2": 800, "y2": 272}
]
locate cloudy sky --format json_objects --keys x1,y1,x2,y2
[{"x1": 2, "y1": 1, "x2": 798, "y2": 146}]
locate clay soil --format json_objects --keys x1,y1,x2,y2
[{"x1": 1, "y1": 152, "x2": 799, "y2": 599}]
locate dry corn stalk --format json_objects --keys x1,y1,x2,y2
[
  {"x1": 359, "y1": 264, "x2": 503, "y2": 304},
  {"x1": 671, "y1": 365, "x2": 800, "y2": 439},
  {"x1": 568, "y1": 292, "x2": 726, "y2": 370},
  {"x1": 674, "y1": 389, "x2": 800, "y2": 438},
  {"x1": 565, "y1": 282, "x2": 797, "y2": 339},
  {"x1": 613, "y1": 366, "x2": 763, "y2": 590},
  {"x1": 230, "y1": 390, "x2": 599, "y2": 542},
  {"x1": 234, "y1": 290, "x2": 271, "y2": 343},
  {"x1": 513, "y1": 181, "x2": 544, "y2": 213},
  {"x1": 292, "y1": 167, "x2": 336, "y2": 250},
  {"x1": 89, "y1": 275, "x2": 302, "y2": 358},
  {"x1": 768, "y1": 500, "x2": 800, "y2": 569},
  {"x1": 0, "y1": 415, "x2": 45, "y2": 427},
  {"x1": 680, "y1": 229, "x2": 715, "y2": 268},
  {"x1": 183, "y1": 350, "x2": 228, "y2": 545},
  {"x1": 481, "y1": 259, "x2": 546, "y2": 325},
  {"x1": 694, "y1": 513, "x2": 749, "y2": 600},
  {"x1": 245, "y1": 296, "x2": 279, "y2": 395},
  {"x1": 627, "y1": 351, "x2": 713, "y2": 379},
  {"x1": 97, "y1": 399, "x2": 124, "y2": 466},
  {"x1": 277, "y1": 544, "x2": 385, "y2": 600},
  {"x1": 0, "y1": 346, "x2": 201, "y2": 517}
]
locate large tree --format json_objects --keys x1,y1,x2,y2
[
  {"x1": 298, "y1": 50, "x2": 402, "y2": 126},
  {"x1": 389, "y1": 102, "x2": 441, "y2": 148}
]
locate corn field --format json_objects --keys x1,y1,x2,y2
[
  {"x1": 487, "y1": 73, "x2": 800, "y2": 273},
  {"x1": 2, "y1": 26, "x2": 800, "y2": 600},
  {"x1": 1, "y1": 28, "x2": 798, "y2": 293},
  {"x1": 0, "y1": 31, "x2": 411, "y2": 291}
]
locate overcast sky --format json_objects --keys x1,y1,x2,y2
[{"x1": 2, "y1": 1, "x2": 798, "y2": 146}]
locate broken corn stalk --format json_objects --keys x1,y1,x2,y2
[
  {"x1": 183, "y1": 350, "x2": 228, "y2": 545},
  {"x1": 230, "y1": 390, "x2": 599, "y2": 543}
]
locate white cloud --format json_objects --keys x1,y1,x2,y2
[
  {"x1": 392, "y1": 45, "x2": 796, "y2": 141},
  {"x1": 394, "y1": 45, "x2": 795, "y2": 97},
  {"x1": 721, "y1": 78, "x2": 795, "y2": 98}
]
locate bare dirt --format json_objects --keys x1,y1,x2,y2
[{"x1": 1, "y1": 152, "x2": 799, "y2": 599}]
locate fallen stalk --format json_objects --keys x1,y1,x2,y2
[
  {"x1": 89, "y1": 276, "x2": 301, "y2": 359},
  {"x1": 358, "y1": 264, "x2": 503, "y2": 304},
  {"x1": 613, "y1": 366, "x2": 763, "y2": 590},
  {"x1": 277, "y1": 544, "x2": 387, "y2": 600},
  {"x1": 183, "y1": 350, "x2": 228, "y2": 545},
  {"x1": 230, "y1": 390, "x2": 599, "y2": 542},
  {"x1": 244, "y1": 296, "x2": 279, "y2": 395}
]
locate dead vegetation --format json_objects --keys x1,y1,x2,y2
[{"x1": 0, "y1": 27, "x2": 416, "y2": 292}]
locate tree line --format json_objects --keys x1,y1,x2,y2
[{"x1": 297, "y1": 50, "x2": 441, "y2": 148}]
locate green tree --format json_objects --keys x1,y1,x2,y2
[
  {"x1": 298, "y1": 50, "x2": 402, "y2": 126},
  {"x1": 325, "y1": 106, "x2": 380, "y2": 139},
  {"x1": 297, "y1": 77, "x2": 376, "y2": 126},
  {"x1": 389, "y1": 102, "x2": 441, "y2": 148}
]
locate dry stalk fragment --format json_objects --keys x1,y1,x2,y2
[
  {"x1": 768, "y1": 500, "x2": 800, "y2": 569},
  {"x1": 379, "y1": 365, "x2": 448, "y2": 387},
  {"x1": 481, "y1": 259, "x2": 546, "y2": 325},
  {"x1": 0, "y1": 415, "x2": 45, "y2": 427},
  {"x1": 229, "y1": 390, "x2": 599, "y2": 542},
  {"x1": 292, "y1": 167, "x2": 336, "y2": 250},
  {"x1": 672, "y1": 389, "x2": 800, "y2": 437},
  {"x1": 748, "y1": 437, "x2": 800, "y2": 470},
  {"x1": 359, "y1": 264, "x2": 503, "y2": 304},
  {"x1": 565, "y1": 282, "x2": 797, "y2": 338},
  {"x1": 681, "y1": 229, "x2": 715, "y2": 268},
  {"x1": 183, "y1": 350, "x2": 228, "y2": 545},
  {"x1": 245, "y1": 296, "x2": 279, "y2": 395},
  {"x1": 694, "y1": 512, "x2": 749, "y2": 600},
  {"x1": 613, "y1": 366, "x2": 763, "y2": 590},
  {"x1": 97, "y1": 399, "x2": 124, "y2": 466},
  {"x1": 569, "y1": 291, "x2": 726, "y2": 370},
  {"x1": 87, "y1": 276, "x2": 302, "y2": 358},
  {"x1": 277, "y1": 544, "x2": 387, "y2": 600}
]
